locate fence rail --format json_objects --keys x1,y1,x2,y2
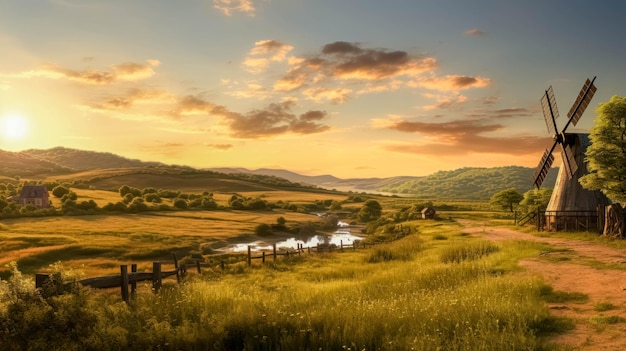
[{"x1": 35, "y1": 226, "x2": 414, "y2": 302}]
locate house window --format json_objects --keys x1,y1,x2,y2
[{"x1": 35, "y1": 199, "x2": 42, "y2": 206}]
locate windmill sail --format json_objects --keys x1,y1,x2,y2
[
  {"x1": 541, "y1": 86, "x2": 559, "y2": 135},
  {"x1": 533, "y1": 145, "x2": 556, "y2": 189},
  {"x1": 567, "y1": 77, "x2": 597, "y2": 126}
]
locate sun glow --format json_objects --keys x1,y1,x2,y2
[{"x1": 1, "y1": 114, "x2": 29, "y2": 140}]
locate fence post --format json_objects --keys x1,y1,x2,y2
[
  {"x1": 247, "y1": 246, "x2": 252, "y2": 266},
  {"x1": 221, "y1": 259, "x2": 225, "y2": 270},
  {"x1": 307, "y1": 246, "x2": 311, "y2": 254},
  {"x1": 196, "y1": 261, "x2": 202, "y2": 274},
  {"x1": 152, "y1": 262, "x2": 162, "y2": 293},
  {"x1": 172, "y1": 253, "x2": 181, "y2": 283},
  {"x1": 131, "y1": 264, "x2": 137, "y2": 299},
  {"x1": 35, "y1": 273, "x2": 50, "y2": 289},
  {"x1": 340, "y1": 240, "x2": 343, "y2": 250},
  {"x1": 353, "y1": 241, "x2": 357, "y2": 250},
  {"x1": 120, "y1": 265, "x2": 129, "y2": 303},
  {"x1": 273, "y1": 243, "x2": 277, "y2": 262},
  {"x1": 262, "y1": 251, "x2": 266, "y2": 263}
]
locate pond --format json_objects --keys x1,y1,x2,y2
[{"x1": 226, "y1": 222, "x2": 364, "y2": 252}]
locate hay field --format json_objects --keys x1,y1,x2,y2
[{"x1": 0, "y1": 208, "x2": 325, "y2": 278}]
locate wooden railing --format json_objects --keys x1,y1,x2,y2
[{"x1": 35, "y1": 226, "x2": 415, "y2": 302}]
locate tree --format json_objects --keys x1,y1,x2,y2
[
  {"x1": 254, "y1": 223, "x2": 273, "y2": 237},
  {"x1": 358, "y1": 200, "x2": 382, "y2": 222},
  {"x1": 580, "y1": 96, "x2": 626, "y2": 203},
  {"x1": 52, "y1": 185, "x2": 70, "y2": 198},
  {"x1": 579, "y1": 96, "x2": 626, "y2": 238},
  {"x1": 489, "y1": 188, "x2": 523, "y2": 212},
  {"x1": 173, "y1": 198, "x2": 188, "y2": 209},
  {"x1": 519, "y1": 188, "x2": 552, "y2": 214}
]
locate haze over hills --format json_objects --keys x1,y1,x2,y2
[{"x1": 0, "y1": 147, "x2": 558, "y2": 199}]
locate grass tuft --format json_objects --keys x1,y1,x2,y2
[{"x1": 440, "y1": 240, "x2": 499, "y2": 263}]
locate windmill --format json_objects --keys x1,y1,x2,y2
[{"x1": 531, "y1": 76, "x2": 610, "y2": 231}]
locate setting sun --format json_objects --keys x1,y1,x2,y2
[{"x1": 1, "y1": 114, "x2": 28, "y2": 140}]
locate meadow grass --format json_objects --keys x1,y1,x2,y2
[
  {"x1": 0, "y1": 196, "x2": 591, "y2": 350},
  {"x1": 0, "y1": 208, "x2": 324, "y2": 277}
]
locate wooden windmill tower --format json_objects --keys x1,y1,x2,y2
[{"x1": 532, "y1": 77, "x2": 610, "y2": 231}]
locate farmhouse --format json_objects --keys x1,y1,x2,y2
[
  {"x1": 13, "y1": 185, "x2": 50, "y2": 208},
  {"x1": 421, "y1": 207, "x2": 436, "y2": 219}
]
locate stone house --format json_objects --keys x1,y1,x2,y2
[{"x1": 421, "y1": 206, "x2": 436, "y2": 219}]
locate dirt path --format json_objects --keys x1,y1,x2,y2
[{"x1": 459, "y1": 221, "x2": 626, "y2": 350}]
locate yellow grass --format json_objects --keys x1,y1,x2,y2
[{"x1": 0, "y1": 209, "x2": 325, "y2": 277}]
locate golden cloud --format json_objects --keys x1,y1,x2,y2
[
  {"x1": 213, "y1": 0, "x2": 256, "y2": 16},
  {"x1": 18, "y1": 59, "x2": 159, "y2": 84},
  {"x1": 409, "y1": 75, "x2": 491, "y2": 91},
  {"x1": 382, "y1": 117, "x2": 550, "y2": 156}
]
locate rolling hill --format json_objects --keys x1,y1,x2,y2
[{"x1": 0, "y1": 147, "x2": 558, "y2": 199}]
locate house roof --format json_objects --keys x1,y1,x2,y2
[
  {"x1": 421, "y1": 207, "x2": 435, "y2": 214},
  {"x1": 19, "y1": 185, "x2": 49, "y2": 198}
]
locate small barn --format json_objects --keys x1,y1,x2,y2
[
  {"x1": 421, "y1": 207, "x2": 436, "y2": 219},
  {"x1": 13, "y1": 185, "x2": 50, "y2": 208}
]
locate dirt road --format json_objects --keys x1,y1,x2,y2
[{"x1": 460, "y1": 221, "x2": 626, "y2": 350}]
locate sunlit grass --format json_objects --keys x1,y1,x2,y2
[{"x1": 0, "y1": 217, "x2": 579, "y2": 350}]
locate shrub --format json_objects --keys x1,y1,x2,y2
[
  {"x1": 255, "y1": 223, "x2": 273, "y2": 236},
  {"x1": 51, "y1": 185, "x2": 70, "y2": 198},
  {"x1": 173, "y1": 198, "x2": 188, "y2": 209}
]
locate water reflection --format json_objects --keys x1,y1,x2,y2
[{"x1": 227, "y1": 223, "x2": 362, "y2": 252}]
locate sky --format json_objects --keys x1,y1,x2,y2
[{"x1": 1, "y1": 0, "x2": 626, "y2": 178}]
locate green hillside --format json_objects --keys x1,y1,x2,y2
[
  {"x1": 20, "y1": 146, "x2": 162, "y2": 170},
  {"x1": 380, "y1": 166, "x2": 558, "y2": 200}
]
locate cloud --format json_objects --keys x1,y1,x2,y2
[
  {"x1": 422, "y1": 93, "x2": 468, "y2": 110},
  {"x1": 206, "y1": 143, "x2": 234, "y2": 150},
  {"x1": 302, "y1": 87, "x2": 352, "y2": 104},
  {"x1": 274, "y1": 41, "x2": 437, "y2": 92},
  {"x1": 227, "y1": 101, "x2": 330, "y2": 138},
  {"x1": 213, "y1": 0, "x2": 256, "y2": 16},
  {"x1": 408, "y1": 75, "x2": 491, "y2": 91},
  {"x1": 88, "y1": 88, "x2": 174, "y2": 110},
  {"x1": 17, "y1": 59, "x2": 160, "y2": 84},
  {"x1": 465, "y1": 28, "x2": 487, "y2": 36},
  {"x1": 225, "y1": 81, "x2": 272, "y2": 99},
  {"x1": 380, "y1": 116, "x2": 550, "y2": 156},
  {"x1": 243, "y1": 40, "x2": 294, "y2": 73}
]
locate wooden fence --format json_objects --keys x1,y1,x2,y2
[{"x1": 35, "y1": 226, "x2": 414, "y2": 302}]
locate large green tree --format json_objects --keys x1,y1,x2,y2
[
  {"x1": 489, "y1": 188, "x2": 523, "y2": 212},
  {"x1": 579, "y1": 96, "x2": 626, "y2": 203},
  {"x1": 358, "y1": 200, "x2": 382, "y2": 222},
  {"x1": 519, "y1": 188, "x2": 552, "y2": 214}
]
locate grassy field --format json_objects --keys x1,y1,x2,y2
[
  {"x1": 0, "y1": 185, "x2": 590, "y2": 350},
  {"x1": 0, "y1": 216, "x2": 577, "y2": 350}
]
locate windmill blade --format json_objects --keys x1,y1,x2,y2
[
  {"x1": 532, "y1": 143, "x2": 557, "y2": 189},
  {"x1": 540, "y1": 86, "x2": 559, "y2": 135},
  {"x1": 560, "y1": 143, "x2": 579, "y2": 179},
  {"x1": 566, "y1": 77, "x2": 597, "y2": 127}
]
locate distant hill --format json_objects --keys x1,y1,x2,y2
[
  {"x1": 0, "y1": 148, "x2": 331, "y2": 194},
  {"x1": 1, "y1": 147, "x2": 559, "y2": 199},
  {"x1": 208, "y1": 167, "x2": 418, "y2": 191},
  {"x1": 0, "y1": 149, "x2": 72, "y2": 177},
  {"x1": 20, "y1": 147, "x2": 163, "y2": 170},
  {"x1": 208, "y1": 167, "x2": 341, "y2": 185},
  {"x1": 379, "y1": 166, "x2": 558, "y2": 200}
]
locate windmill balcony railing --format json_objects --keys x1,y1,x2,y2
[{"x1": 543, "y1": 210, "x2": 602, "y2": 232}]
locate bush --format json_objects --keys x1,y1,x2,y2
[
  {"x1": 51, "y1": 185, "x2": 70, "y2": 198},
  {"x1": 255, "y1": 223, "x2": 273, "y2": 236},
  {"x1": 173, "y1": 198, "x2": 188, "y2": 209}
]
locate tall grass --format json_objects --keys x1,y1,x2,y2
[{"x1": 0, "y1": 222, "x2": 563, "y2": 350}]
